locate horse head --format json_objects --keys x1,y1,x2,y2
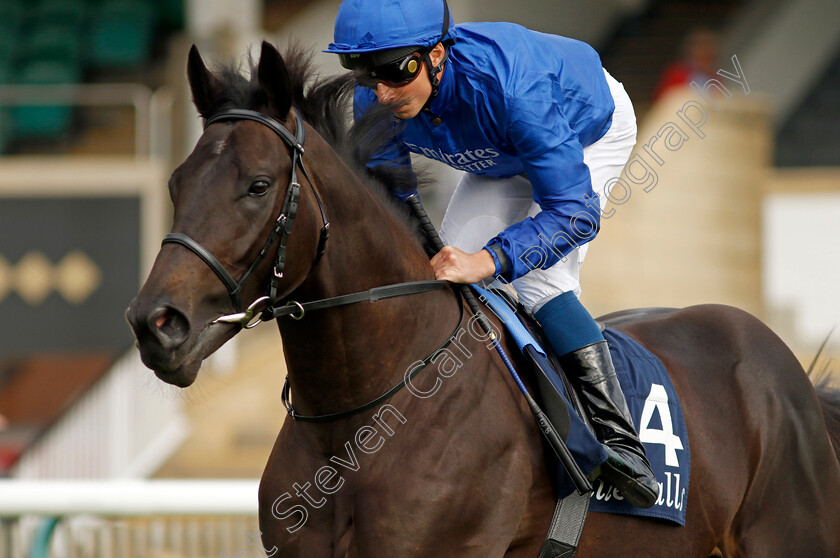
[{"x1": 126, "y1": 42, "x2": 324, "y2": 387}]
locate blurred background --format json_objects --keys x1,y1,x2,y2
[{"x1": 0, "y1": 0, "x2": 838, "y2": 555}]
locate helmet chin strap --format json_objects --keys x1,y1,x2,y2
[
  {"x1": 421, "y1": 45, "x2": 449, "y2": 111},
  {"x1": 422, "y1": 0, "x2": 451, "y2": 112}
]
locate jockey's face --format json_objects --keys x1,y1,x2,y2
[{"x1": 373, "y1": 43, "x2": 446, "y2": 120}]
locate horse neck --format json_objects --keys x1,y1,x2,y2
[{"x1": 276, "y1": 132, "x2": 459, "y2": 417}]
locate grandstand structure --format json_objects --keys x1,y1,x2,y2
[
  {"x1": 0, "y1": 0, "x2": 838, "y2": 555},
  {"x1": 0, "y1": 0, "x2": 181, "y2": 152}
]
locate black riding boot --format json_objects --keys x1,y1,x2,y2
[{"x1": 559, "y1": 341, "x2": 660, "y2": 508}]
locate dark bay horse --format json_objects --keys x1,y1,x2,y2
[{"x1": 126, "y1": 42, "x2": 840, "y2": 557}]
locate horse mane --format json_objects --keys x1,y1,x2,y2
[{"x1": 205, "y1": 44, "x2": 427, "y2": 222}]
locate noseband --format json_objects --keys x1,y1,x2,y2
[{"x1": 162, "y1": 107, "x2": 330, "y2": 327}]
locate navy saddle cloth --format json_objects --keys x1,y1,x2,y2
[{"x1": 473, "y1": 286, "x2": 690, "y2": 525}]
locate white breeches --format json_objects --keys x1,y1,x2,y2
[{"x1": 439, "y1": 70, "x2": 637, "y2": 314}]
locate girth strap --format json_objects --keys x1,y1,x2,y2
[{"x1": 538, "y1": 490, "x2": 590, "y2": 558}]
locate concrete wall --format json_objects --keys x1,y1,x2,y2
[{"x1": 580, "y1": 86, "x2": 771, "y2": 321}]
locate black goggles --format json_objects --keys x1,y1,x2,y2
[{"x1": 349, "y1": 51, "x2": 425, "y2": 89}]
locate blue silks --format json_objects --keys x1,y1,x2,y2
[{"x1": 351, "y1": 21, "x2": 615, "y2": 282}]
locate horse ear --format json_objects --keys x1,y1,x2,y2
[
  {"x1": 257, "y1": 41, "x2": 293, "y2": 117},
  {"x1": 187, "y1": 44, "x2": 223, "y2": 119}
]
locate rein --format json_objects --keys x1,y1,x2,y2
[{"x1": 282, "y1": 291, "x2": 465, "y2": 422}]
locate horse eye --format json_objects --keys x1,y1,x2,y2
[{"x1": 248, "y1": 179, "x2": 271, "y2": 197}]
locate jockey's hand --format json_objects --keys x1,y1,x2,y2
[{"x1": 430, "y1": 246, "x2": 496, "y2": 284}]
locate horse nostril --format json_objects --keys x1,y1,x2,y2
[
  {"x1": 155, "y1": 311, "x2": 169, "y2": 329},
  {"x1": 148, "y1": 305, "x2": 190, "y2": 348}
]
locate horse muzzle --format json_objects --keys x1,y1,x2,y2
[{"x1": 126, "y1": 296, "x2": 200, "y2": 383}]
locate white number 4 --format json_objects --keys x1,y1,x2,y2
[{"x1": 638, "y1": 383, "x2": 684, "y2": 468}]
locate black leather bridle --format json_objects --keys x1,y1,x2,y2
[
  {"x1": 162, "y1": 107, "x2": 450, "y2": 329},
  {"x1": 161, "y1": 105, "x2": 463, "y2": 422},
  {"x1": 162, "y1": 107, "x2": 330, "y2": 327}
]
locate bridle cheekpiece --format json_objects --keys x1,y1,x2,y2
[{"x1": 162, "y1": 107, "x2": 329, "y2": 328}]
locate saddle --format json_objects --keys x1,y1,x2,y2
[
  {"x1": 473, "y1": 284, "x2": 691, "y2": 525},
  {"x1": 475, "y1": 284, "x2": 593, "y2": 439}
]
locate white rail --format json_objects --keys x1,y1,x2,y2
[
  {"x1": 0, "y1": 481, "x2": 262, "y2": 558},
  {"x1": 0, "y1": 480, "x2": 259, "y2": 517},
  {"x1": 12, "y1": 351, "x2": 188, "y2": 481}
]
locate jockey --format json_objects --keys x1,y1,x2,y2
[{"x1": 325, "y1": 0, "x2": 659, "y2": 508}]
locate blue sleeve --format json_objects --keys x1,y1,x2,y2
[
  {"x1": 353, "y1": 86, "x2": 417, "y2": 195},
  {"x1": 485, "y1": 75, "x2": 601, "y2": 281}
]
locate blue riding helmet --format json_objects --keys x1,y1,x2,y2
[
  {"x1": 326, "y1": 0, "x2": 452, "y2": 103},
  {"x1": 325, "y1": 0, "x2": 452, "y2": 60}
]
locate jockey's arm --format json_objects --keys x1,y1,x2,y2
[
  {"x1": 431, "y1": 111, "x2": 601, "y2": 285},
  {"x1": 483, "y1": 91, "x2": 601, "y2": 282}
]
